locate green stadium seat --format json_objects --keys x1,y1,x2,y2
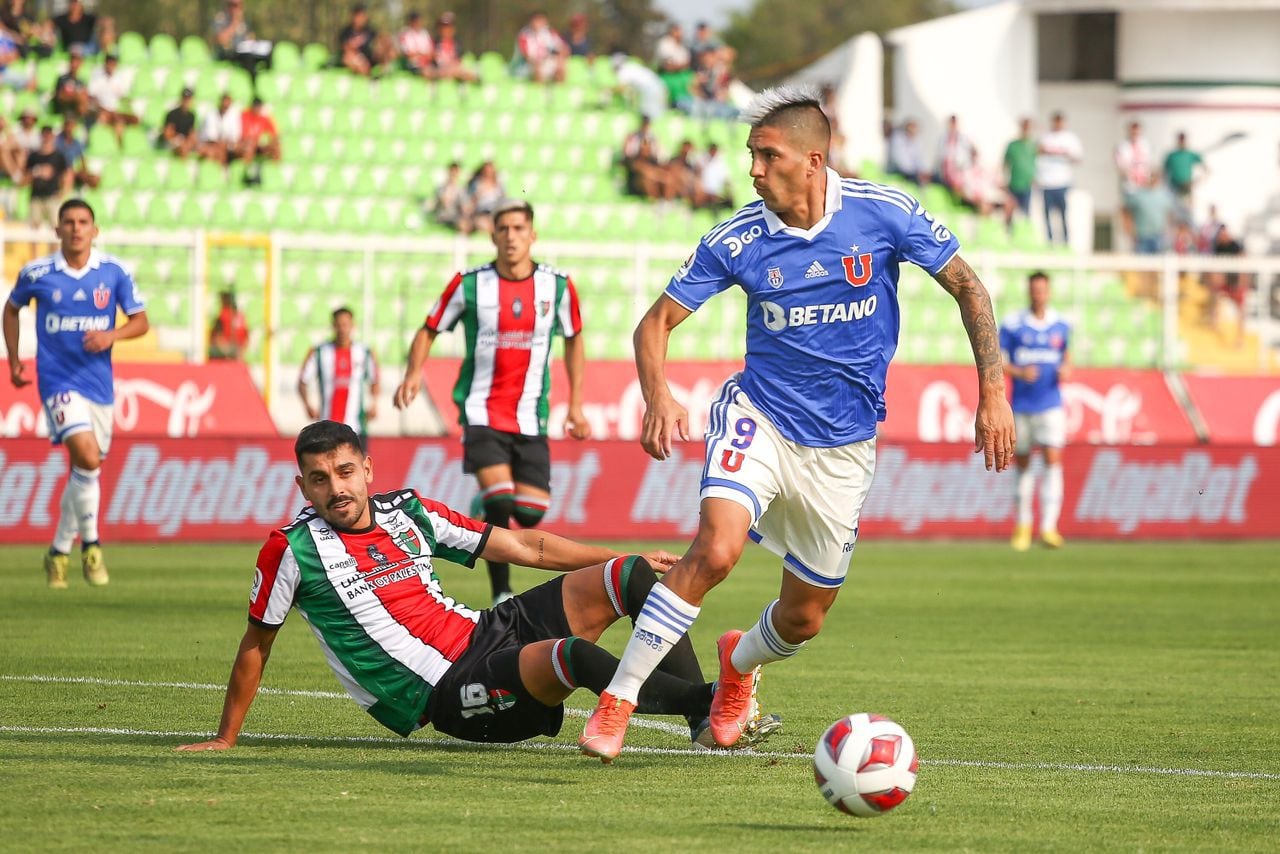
[
  {"x1": 271, "y1": 41, "x2": 300, "y2": 73},
  {"x1": 117, "y1": 31, "x2": 148, "y2": 65},
  {"x1": 302, "y1": 43, "x2": 330, "y2": 70},
  {"x1": 179, "y1": 36, "x2": 211, "y2": 66},
  {"x1": 120, "y1": 126, "x2": 151, "y2": 156},
  {"x1": 86, "y1": 123, "x2": 117, "y2": 153},
  {"x1": 149, "y1": 34, "x2": 179, "y2": 65}
]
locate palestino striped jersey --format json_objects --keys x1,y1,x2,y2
[
  {"x1": 300, "y1": 341, "x2": 379, "y2": 434},
  {"x1": 424, "y1": 262, "x2": 582, "y2": 436},
  {"x1": 248, "y1": 489, "x2": 491, "y2": 736},
  {"x1": 665, "y1": 168, "x2": 961, "y2": 447}
]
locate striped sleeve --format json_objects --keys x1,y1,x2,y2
[
  {"x1": 363, "y1": 343, "x2": 379, "y2": 385},
  {"x1": 248, "y1": 530, "x2": 299, "y2": 628},
  {"x1": 556, "y1": 276, "x2": 582, "y2": 338},
  {"x1": 413, "y1": 492, "x2": 490, "y2": 568},
  {"x1": 424, "y1": 272, "x2": 466, "y2": 332}
]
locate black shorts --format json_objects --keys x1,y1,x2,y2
[
  {"x1": 427, "y1": 575, "x2": 570, "y2": 743},
  {"x1": 462, "y1": 426, "x2": 551, "y2": 492}
]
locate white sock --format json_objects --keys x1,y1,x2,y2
[
  {"x1": 1041, "y1": 462, "x2": 1064, "y2": 533},
  {"x1": 69, "y1": 466, "x2": 102, "y2": 545},
  {"x1": 51, "y1": 480, "x2": 78, "y2": 554},
  {"x1": 1016, "y1": 466, "x2": 1035, "y2": 526},
  {"x1": 731, "y1": 600, "x2": 804, "y2": 673},
  {"x1": 603, "y1": 583, "x2": 700, "y2": 704}
]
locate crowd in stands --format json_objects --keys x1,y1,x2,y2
[
  {"x1": 428, "y1": 158, "x2": 508, "y2": 235},
  {"x1": 618, "y1": 116, "x2": 732, "y2": 212}
]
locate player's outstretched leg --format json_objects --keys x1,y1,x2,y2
[{"x1": 479, "y1": 483, "x2": 516, "y2": 604}]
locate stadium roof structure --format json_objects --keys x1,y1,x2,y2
[{"x1": 1023, "y1": 0, "x2": 1280, "y2": 11}]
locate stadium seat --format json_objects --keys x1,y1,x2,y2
[
  {"x1": 301, "y1": 43, "x2": 331, "y2": 70},
  {"x1": 148, "y1": 34, "x2": 178, "y2": 65},
  {"x1": 117, "y1": 31, "x2": 148, "y2": 66},
  {"x1": 179, "y1": 36, "x2": 212, "y2": 66},
  {"x1": 271, "y1": 41, "x2": 301, "y2": 73}
]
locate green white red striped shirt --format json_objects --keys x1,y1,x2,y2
[
  {"x1": 300, "y1": 340, "x2": 379, "y2": 434},
  {"x1": 425, "y1": 262, "x2": 582, "y2": 436},
  {"x1": 248, "y1": 490, "x2": 491, "y2": 736}
]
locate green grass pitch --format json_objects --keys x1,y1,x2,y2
[{"x1": 1, "y1": 540, "x2": 1277, "y2": 851}]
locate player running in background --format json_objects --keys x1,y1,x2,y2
[
  {"x1": 393, "y1": 200, "x2": 591, "y2": 607},
  {"x1": 297, "y1": 306, "x2": 380, "y2": 449},
  {"x1": 579, "y1": 85, "x2": 1015, "y2": 762},
  {"x1": 176, "y1": 421, "x2": 776, "y2": 751},
  {"x1": 3, "y1": 199, "x2": 148, "y2": 588},
  {"x1": 1000, "y1": 271, "x2": 1071, "y2": 551}
]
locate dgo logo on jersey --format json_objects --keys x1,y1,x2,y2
[
  {"x1": 842, "y1": 252, "x2": 873, "y2": 287},
  {"x1": 93, "y1": 284, "x2": 111, "y2": 309}
]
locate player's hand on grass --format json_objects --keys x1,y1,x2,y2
[
  {"x1": 641, "y1": 393, "x2": 689, "y2": 461},
  {"x1": 564, "y1": 406, "x2": 591, "y2": 440},
  {"x1": 9, "y1": 361, "x2": 29, "y2": 388},
  {"x1": 974, "y1": 393, "x2": 1015, "y2": 472},
  {"x1": 175, "y1": 736, "x2": 233, "y2": 752},
  {"x1": 393, "y1": 376, "x2": 420, "y2": 410},
  {"x1": 82, "y1": 329, "x2": 115, "y2": 353}
]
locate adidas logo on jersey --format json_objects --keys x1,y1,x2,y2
[
  {"x1": 805, "y1": 261, "x2": 829, "y2": 279},
  {"x1": 72, "y1": 288, "x2": 87, "y2": 301}
]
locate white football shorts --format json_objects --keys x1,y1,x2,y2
[
  {"x1": 43, "y1": 390, "x2": 113, "y2": 454},
  {"x1": 1014, "y1": 406, "x2": 1066, "y2": 455},
  {"x1": 700, "y1": 375, "x2": 876, "y2": 588}
]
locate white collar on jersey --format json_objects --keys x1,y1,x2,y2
[
  {"x1": 53, "y1": 249, "x2": 103, "y2": 281},
  {"x1": 1021, "y1": 308, "x2": 1061, "y2": 330},
  {"x1": 761, "y1": 167, "x2": 843, "y2": 241}
]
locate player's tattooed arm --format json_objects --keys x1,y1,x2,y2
[{"x1": 933, "y1": 255, "x2": 1004, "y2": 393}]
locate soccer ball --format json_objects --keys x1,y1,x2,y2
[{"x1": 813, "y1": 713, "x2": 918, "y2": 817}]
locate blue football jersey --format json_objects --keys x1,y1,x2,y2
[
  {"x1": 665, "y1": 170, "x2": 961, "y2": 446},
  {"x1": 999, "y1": 309, "x2": 1069, "y2": 414},
  {"x1": 7, "y1": 250, "x2": 145, "y2": 404}
]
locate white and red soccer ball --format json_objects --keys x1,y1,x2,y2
[{"x1": 813, "y1": 713, "x2": 918, "y2": 817}]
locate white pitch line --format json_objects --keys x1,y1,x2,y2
[{"x1": 6, "y1": 675, "x2": 1279, "y2": 781}]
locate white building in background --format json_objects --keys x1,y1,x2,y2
[{"x1": 800, "y1": 0, "x2": 1280, "y2": 252}]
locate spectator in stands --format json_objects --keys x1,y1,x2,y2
[
  {"x1": 160, "y1": 87, "x2": 199, "y2": 159},
  {"x1": 1163, "y1": 131, "x2": 1205, "y2": 218},
  {"x1": 1207, "y1": 224, "x2": 1247, "y2": 348},
  {"x1": 398, "y1": 11, "x2": 435, "y2": 78},
  {"x1": 1002, "y1": 117, "x2": 1036, "y2": 230},
  {"x1": 0, "y1": 115, "x2": 25, "y2": 179},
  {"x1": 653, "y1": 23, "x2": 690, "y2": 75},
  {"x1": 53, "y1": 0, "x2": 97, "y2": 55},
  {"x1": 431, "y1": 160, "x2": 475, "y2": 233},
  {"x1": 14, "y1": 106, "x2": 39, "y2": 150},
  {"x1": 23, "y1": 125, "x2": 70, "y2": 228},
  {"x1": 3, "y1": 0, "x2": 56, "y2": 60},
  {"x1": 0, "y1": 21, "x2": 32, "y2": 90},
  {"x1": 210, "y1": 0, "x2": 271, "y2": 77},
  {"x1": 513, "y1": 10, "x2": 567, "y2": 83},
  {"x1": 1127, "y1": 171, "x2": 1174, "y2": 254},
  {"x1": 611, "y1": 52, "x2": 666, "y2": 120},
  {"x1": 690, "y1": 46, "x2": 737, "y2": 120},
  {"x1": 430, "y1": 12, "x2": 475, "y2": 82},
  {"x1": 199, "y1": 92, "x2": 242, "y2": 166},
  {"x1": 689, "y1": 21, "x2": 722, "y2": 68},
  {"x1": 563, "y1": 12, "x2": 591, "y2": 59},
  {"x1": 621, "y1": 116, "x2": 665, "y2": 199},
  {"x1": 1197, "y1": 205, "x2": 1225, "y2": 254},
  {"x1": 819, "y1": 84, "x2": 850, "y2": 177},
  {"x1": 239, "y1": 97, "x2": 280, "y2": 162},
  {"x1": 1114, "y1": 120, "x2": 1152, "y2": 245},
  {"x1": 937, "y1": 115, "x2": 976, "y2": 197},
  {"x1": 887, "y1": 119, "x2": 929, "y2": 186},
  {"x1": 51, "y1": 46, "x2": 92, "y2": 120},
  {"x1": 467, "y1": 160, "x2": 506, "y2": 235},
  {"x1": 338, "y1": 4, "x2": 390, "y2": 77},
  {"x1": 694, "y1": 141, "x2": 732, "y2": 212},
  {"x1": 55, "y1": 117, "x2": 97, "y2": 190},
  {"x1": 664, "y1": 139, "x2": 697, "y2": 202},
  {"x1": 87, "y1": 52, "x2": 138, "y2": 147},
  {"x1": 209, "y1": 290, "x2": 249, "y2": 361},
  {"x1": 1037, "y1": 111, "x2": 1083, "y2": 245}
]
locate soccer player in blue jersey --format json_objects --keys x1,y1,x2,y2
[
  {"x1": 579, "y1": 86, "x2": 1015, "y2": 762},
  {"x1": 1000, "y1": 271, "x2": 1071, "y2": 551},
  {"x1": 3, "y1": 199, "x2": 148, "y2": 588}
]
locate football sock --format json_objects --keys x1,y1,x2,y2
[
  {"x1": 51, "y1": 479, "x2": 78, "y2": 554},
  {"x1": 731, "y1": 600, "x2": 804, "y2": 673},
  {"x1": 482, "y1": 488, "x2": 517, "y2": 597},
  {"x1": 606, "y1": 555, "x2": 706, "y2": 724},
  {"x1": 553, "y1": 637, "x2": 712, "y2": 719},
  {"x1": 1041, "y1": 462, "x2": 1064, "y2": 533},
  {"x1": 512, "y1": 493, "x2": 548, "y2": 528},
  {"x1": 70, "y1": 465, "x2": 101, "y2": 547},
  {"x1": 1016, "y1": 466, "x2": 1035, "y2": 526},
  {"x1": 603, "y1": 581, "x2": 701, "y2": 705}
]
